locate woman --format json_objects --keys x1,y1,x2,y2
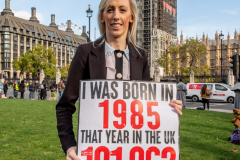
[
  {"x1": 56, "y1": 0, "x2": 183, "y2": 159},
  {"x1": 3, "y1": 80, "x2": 8, "y2": 97},
  {"x1": 200, "y1": 84, "x2": 212, "y2": 110},
  {"x1": 40, "y1": 80, "x2": 47, "y2": 100},
  {"x1": 19, "y1": 80, "x2": 25, "y2": 99}
]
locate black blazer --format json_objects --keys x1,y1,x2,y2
[{"x1": 56, "y1": 37, "x2": 151, "y2": 153}]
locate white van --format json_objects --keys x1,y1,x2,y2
[{"x1": 186, "y1": 83, "x2": 235, "y2": 103}]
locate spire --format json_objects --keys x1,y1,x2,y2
[
  {"x1": 29, "y1": 7, "x2": 39, "y2": 23},
  {"x1": 180, "y1": 30, "x2": 183, "y2": 44},
  {"x1": 234, "y1": 29, "x2": 238, "y2": 39},
  {"x1": 215, "y1": 31, "x2": 218, "y2": 41},
  {"x1": 202, "y1": 32, "x2": 205, "y2": 41},
  {"x1": 206, "y1": 34, "x2": 209, "y2": 46},
  {"x1": 227, "y1": 32, "x2": 230, "y2": 46},
  {"x1": 1, "y1": 0, "x2": 14, "y2": 16},
  {"x1": 196, "y1": 35, "x2": 198, "y2": 42}
]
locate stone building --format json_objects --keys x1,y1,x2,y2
[
  {"x1": 179, "y1": 30, "x2": 240, "y2": 75},
  {"x1": 136, "y1": 0, "x2": 177, "y2": 77},
  {"x1": 0, "y1": 0, "x2": 87, "y2": 78}
]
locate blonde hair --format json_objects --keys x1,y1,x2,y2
[{"x1": 97, "y1": 0, "x2": 138, "y2": 46}]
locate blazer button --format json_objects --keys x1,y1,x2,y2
[
  {"x1": 116, "y1": 52, "x2": 122, "y2": 58},
  {"x1": 116, "y1": 73, "x2": 122, "y2": 79}
]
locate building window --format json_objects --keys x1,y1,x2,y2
[
  {"x1": 43, "y1": 41, "x2": 47, "y2": 47},
  {"x1": 65, "y1": 35, "x2": 71, "y2": 41},
  {"x1": 4, "y1": 50, "x2": 10, "y2": 57},
  {"x1": 32, "y1": 38, "x2": 36, "y2": 46},
  {"x1": 222, "y1": 59, "x2": 226, "y2": 66},
  {"x1": 47, "y1": 30, "x2": 55, "y2": 37},
  {"x1": 210, "y1": 51, "x2": 215, "y2": 57},
  {"x1": 3, "y1": 59, "x2": 10, "y2": 68},
  {"x1": 222, "y1": 51, "x2": 226, "y2": 56},
  {"x1": 13, "y1": 34, "x2": 18, "y2": 41},
  {"x1": 13, "y1": 51, "x2": 18, "y2": 60},
  {"x1": 4, "y1": 44, "x2": 10, "y2": 48},
  {"x1": 4, "y1": 34, "x2": 10, "y2": 39},
  {"x1": 20, "y1": 36, "x2": 24, "y2": 42},
  {"x1": 210, "y1": 59, "x2": 215, "y2": 66},
  {"x1": 210, "y1": 70, "x2": 215, "y2": 74},
  {"x1": 3, "y1": 26, "x2": 10, "y2": 31}
]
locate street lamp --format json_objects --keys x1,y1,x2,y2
[
  {"x1": 86, "y1": 4, "x2": 93, "y2": 42},
  {"x1": 219, "y1": 31, "x2": 224, "y2": 81}
]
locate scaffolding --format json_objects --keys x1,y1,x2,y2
[{"x1": 136, "y1": 0, "x2": 177, "y2": 77}]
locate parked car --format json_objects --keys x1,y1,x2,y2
[
  {"x1": 186, "y1": 83, "x2": 235, "y2": 103},
  {"x1": 0, "y1": 82, "x2": 3, "y2": 96}
]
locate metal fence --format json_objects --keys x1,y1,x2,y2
[
  {"x1": 5, "y1": 86, "x2": 59, "y2": 101},
  {"x1": 160, "y1": 75, "x2": 229, "y2": 84}
]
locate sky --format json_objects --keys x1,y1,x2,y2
[{"x1": 1, "y1": 0, "x2": 240, "y2": 41}]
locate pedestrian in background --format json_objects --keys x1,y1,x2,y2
[
  {"x1": 231, "y1": 78, "x2": 240, "y2": 109},
  {"x1": 57, "y1": 80, "x2": 65, "y2": 100},
  {"x1": 35, "y1": 80, "x2": 41, "y2": 100},
  {"x1": 12, "y1": 81, "x2": 19, "y2": 98},
  {"x1": 19, "y1": 80, "x2": 26, "y2": 99},
  {"x1": 3, "y1": 80, "x2": 8, "y2": 98},
  {"x1": 40, "y1": 80, "x2": 47, "y2": 100},
  {"x1": 177, "y1": 79, "x2": 187, "y2": 108},
  {"x1": 200, "y1": 84, "x2": 213, "y2": 110},
  {"x1": 29, "y1": 82, "x2": 36, "y2": 100}
]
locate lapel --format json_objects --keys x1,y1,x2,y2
[
  {"x1": 128, "y1": 42, "x2": 144, "y2": 80},
  {"x1": 89, "y1": 37, "x2": 106, "y2": 79}
]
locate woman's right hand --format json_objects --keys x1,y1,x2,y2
[{"x1": 66, "y1": 146, "x2": 81, "y2": 160}]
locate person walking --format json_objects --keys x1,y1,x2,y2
[
  {"x1": 57, "y1": 80, "x2": 65, "y2": 100},
  {"x1": 12, "y1": 81, "x2": 19, "y2": 98},
  {"x1": 231, "y1": 78, "x2": 240, "y2": 109},
  {"x1": 177, "y1": 79, "x2": 187, "y2": 108},
  {"x1": 3, "y1": 80, "x2": 8, "y2": 98},
  {"x1": 19, "y1": 80, "x2": 26, "y2": 99},
  {"x1": 40, "y1": 80, "x2": 47, "y2": 100},
  {"x1": 200, "y1": 84, "x2": 213, "y2": 110}
]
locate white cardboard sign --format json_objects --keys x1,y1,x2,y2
[{"x1": 77, "y1": 80, "x2": 179, "y2": 160}]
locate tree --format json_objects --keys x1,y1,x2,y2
[
  {"x1": 60, "y1": 64, "x2": 70, "y2": 78},
  {"x1": 158, "y1": 37, "x2": 209, "y2": 75},
  {"x1": 12, "y1": 44, "x2": 57, "y2": 78}
]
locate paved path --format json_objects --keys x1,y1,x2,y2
[{"x1": 185, "y1": 100, "x2": 234, "y2": 113}]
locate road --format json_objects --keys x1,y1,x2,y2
[
  {"x1": 185, "y1": 99, "x2": 234, "y2": 113},
  {"x1": 4, "y1": 87, "x2": 235, "y2": 113}
]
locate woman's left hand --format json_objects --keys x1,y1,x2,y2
[{"x1": 169, "y1": 100, "x2": 182, "y2": 116}]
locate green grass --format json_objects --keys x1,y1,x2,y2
[{"x1": 0, "y1": 99, "x2": 239, "y2": 160}]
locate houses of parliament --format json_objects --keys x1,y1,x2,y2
[{"x1": 178, "y1": 30, "x2": 240, "y2": 75}]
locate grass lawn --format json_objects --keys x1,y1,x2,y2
[{"x1": 0, "y1": 99, "x2": 239, "y2": 160}]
